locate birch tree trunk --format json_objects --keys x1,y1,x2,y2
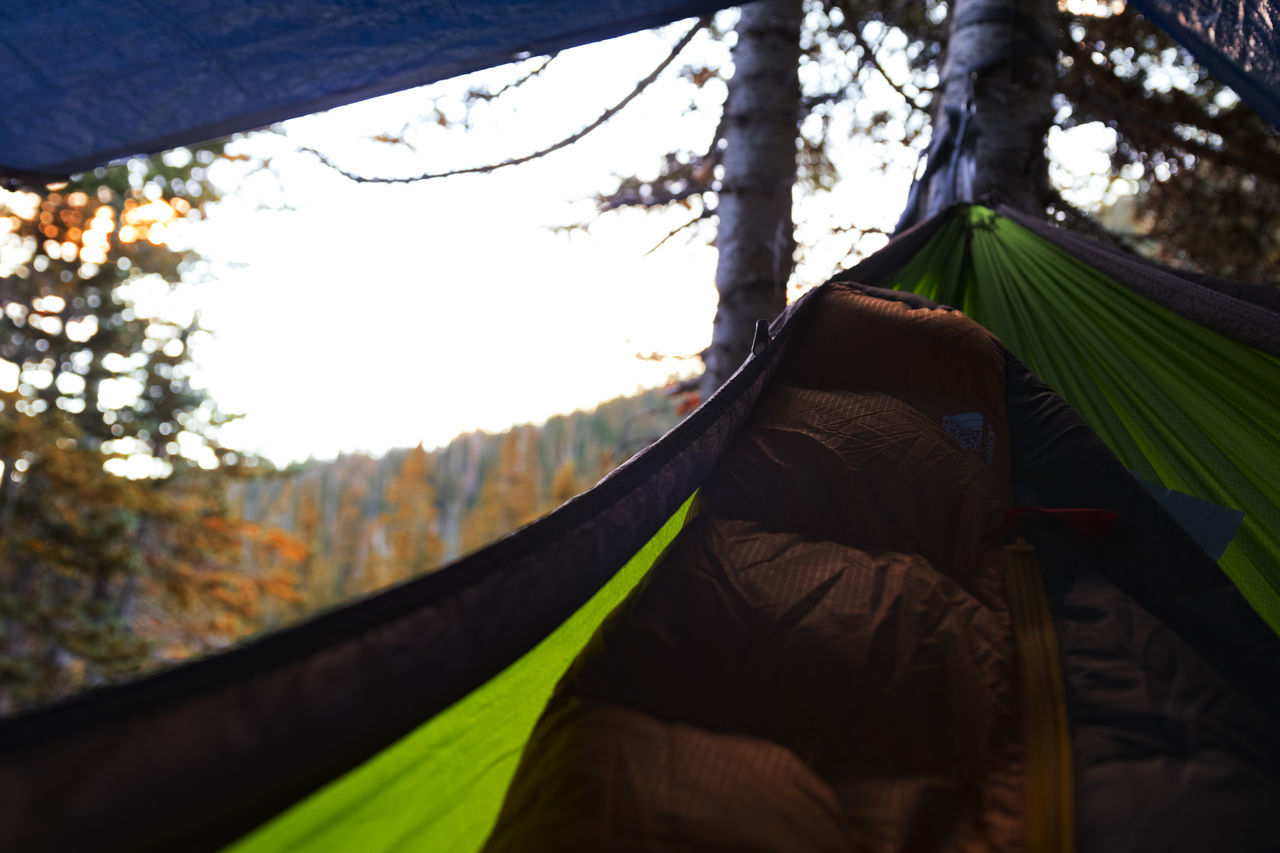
[
  {"x1": 701, "y1": 0, "x2": 803, "y2": 398},
  {"x1": 925, "y1": 0, "x2": 1057, "y2": 215}
]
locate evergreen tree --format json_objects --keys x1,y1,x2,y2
[
  {"x1": 378, "y1": 444, "x2": 444, "y2": 586},
  {"x1": 291, "y1": 473, "x2": 335, "y2": 610},
  {"x1": 549, "y1": 457, "x2": 586, "y2": 509},
  {"x1": 0, "y1": 149, "x2": 298, "y2": 714},
  {"x1": 461, "y1": 427, "x2": 544, "y2": 553}
]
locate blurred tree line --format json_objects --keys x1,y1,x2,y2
[{"x1": 224, "y1": 387, "x2": 681, "y2": 615}]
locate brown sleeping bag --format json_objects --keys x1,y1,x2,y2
[{"x1": 487, "y1": 289, "x2": 1026, "y2": 852}]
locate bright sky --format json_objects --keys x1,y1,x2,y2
[
  {"x1": 164, "y1": 19, "x2": 890, "y2": 464},
  {"x1": 166, "y1": 15, "x2": 1119, "y2": 466}
]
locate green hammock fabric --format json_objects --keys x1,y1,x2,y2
[
  {"x1": 226, "y1": 492, "x2": 701, "y2": 853},
  {"x1": 883, "y1": 206, "x2": 1280, "y2": 633}
]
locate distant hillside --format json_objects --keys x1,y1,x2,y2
[{"x1": 224, "y1": 386, "x2": 683, "y2": 626}]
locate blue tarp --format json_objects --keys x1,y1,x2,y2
[
  {"x1": 1128, "y1": 0, "x2": 1280, "y2": 130},
  {"x1": 2, "y1": 1, "x2": 1276, "y2": 182},
  {"x1": 0, "y1": 0, "x2": 726, "y2": 181}
]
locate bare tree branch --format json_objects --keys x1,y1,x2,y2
[
  {"x1": 848, "y1": 23, "x2": 931, "y2": 113},
  {"x1": 831, "y1": 224, "x2": 890, "y2": 264},
  {"x1": 645, "y1": 207, "x2": 715, "y2": 255},
  {"x1": 597, "y1": 182, "x2": 710, "y2": 214},
  {"x1": 635, "y1": 349, "x2": 703, "y2": 361},
  {"x1": 830, "y1": 222, "x2": 888, "y2": 236},
  {"x1": 802, "y1": 90, "x2": 848, "y2": 111},
  {"x1": 304, "y1": 19, "x2": 709, "y2": 184},
  {"x1": 465, "y1": 54, "x2": 558, "y2": 104}
]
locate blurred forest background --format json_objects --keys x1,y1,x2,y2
[
  {"x1": 0, "y1": 140, "x2": 682, "y2": 715},
  {"x1": 219, "y1": 387, "x2": 679, "y2": 644},
  {"x1": 3, "y1": 0, "x2": 1278, "y2": 716}
]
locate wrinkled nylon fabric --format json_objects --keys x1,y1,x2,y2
[
  {"x1": 486, "y1": 288, "x2": 1027, "y2": 852},
  {"x1": 881, "y1": 207, "x2": 1280, "y2": 632},
  {"x1": 224, "y1": 493, "x2": 698, "y2": 853}
]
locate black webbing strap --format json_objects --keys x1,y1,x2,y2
[{"x1": 895, "y1": 5, "x2": 1055, "y2": 231}]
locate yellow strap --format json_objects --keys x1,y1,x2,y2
[{"x1": 1005, "y1": 541, "x2": 1074, "y2": 853}]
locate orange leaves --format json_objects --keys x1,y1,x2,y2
[
  {"x1": 202, "y1": 515, "x2": 231, "y2": 533},
  {"x1": 266, "y1": 530, "x2": 308, "y2": 565},
  {"x1": 675, "y1": 391, "x2": 701, "y2": 416},
  {"x1": 262, "y1": 578, "x2": 303, "y2": 604},
  {"x1": 209, "y1": 578, "x2": 253, "y2": 612},
  {"x1": 683, "y1": 66, "x2": 719, "y2": 88},
  {"x1": 461, "y1": 427, "x2": 543, "y2": 553},
  {"x1": 691, "y1": 157, "x2": 717, "y2": 186},
  {"x1": 550, "y1": 458, "x2": 585, "y2": 506}
]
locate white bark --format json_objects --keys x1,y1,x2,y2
[{"x1": 701, "y1": 0, "x2": 804, "y2": 397}]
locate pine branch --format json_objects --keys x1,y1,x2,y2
[{"x1": 303, "y1": 19, "x2": 709, "y2": 185}]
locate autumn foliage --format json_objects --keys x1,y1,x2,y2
[
  {"x1": 222, "y1": 387, "x2": 680, "y2": 630},
  {"x1": 0, "y1": 149, "x2": 306, "y2": 716}
]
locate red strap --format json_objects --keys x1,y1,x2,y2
[{"x1": 1004, "y1": 506, "x2": 1119, "y2": 540}]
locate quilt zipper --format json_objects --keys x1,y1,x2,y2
[{"x1": 1004, "y1": 540, "x2": 1074, "y2": 853}]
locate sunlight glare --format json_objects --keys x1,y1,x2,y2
[{"x1": 0, "y1": 359, "x2": 17, "y2": 392}]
